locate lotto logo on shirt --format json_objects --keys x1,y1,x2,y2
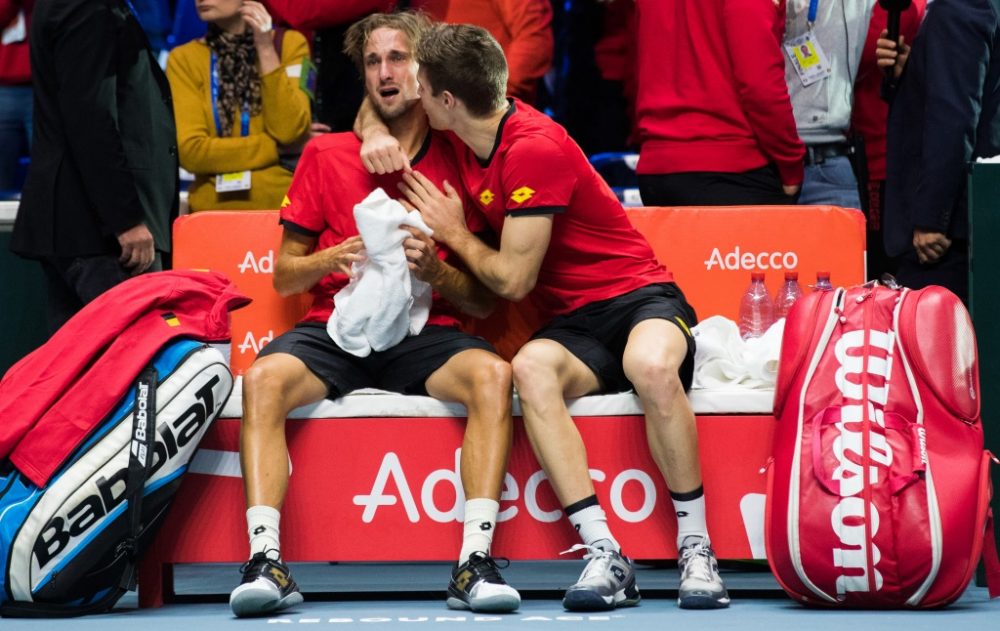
[
  {"x1": 478, "y1": 189, "x2": 495, "y2": 207},
  {"x1": 510, "y1": 186, "x2": 535, "y2": 204}
]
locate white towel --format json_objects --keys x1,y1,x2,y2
[
  {"x1": 691, "y1": 316, "x2": 785, "y2": 390},
  {"x1": 329, "y1": 188, "x2": 433, "y2": 357}
]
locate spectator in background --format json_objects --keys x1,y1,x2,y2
[
  {"x1": 11, "y1": 0, "x2": 177, "y2": 333},
  {"x1": 167, "y1": 0, "x2": 312, "y2": 212},
  {"x1": 264, "y1": 0, "x2": 389, "y2": 131},
  {"x1": 0, "y1": 0, "x2": 32, "y2": 194},
  {"x1": 850, "y1": 0, "x2": 924, "y2": 280},
  {"x1": 635, "y1": 0, "x2": 803, "y2": 206},
  {"x1": 783, "y1": 0, "x2": 872, "y2": 209},
  {"x1": 880, "y1": 0, "x2": 1000, "y2": 304},
  {"x1": 555, "y1": 0, "x2": 636, "y2": 156},
  {"x1": 420, "y1": 0, "x2": 553, "y2": 104}
]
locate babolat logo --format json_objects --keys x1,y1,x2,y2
[
  {"x1": 32, "y1": 375, "x2": 221, "y2": 569},
  {"x1": 131, "y1": 382, "x2": 150, "y2": 467}
]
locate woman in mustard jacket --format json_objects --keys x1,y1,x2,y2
[{"x1": 166, "y1": 0, "x2": 311, "y2": 211}]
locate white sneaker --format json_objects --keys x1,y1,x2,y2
[
  {"x1": 229, "y1": 552, "x2": 304, "y2": 617},
  {"x1": 446, "y1": 552, "x2": 521, "y2": 613},
  {"x1": 677, "y1": 537, "x2": 730, "y2": 609},
  {"x1": 561, "y1": 542, "x2": 641, "y2": 611}
]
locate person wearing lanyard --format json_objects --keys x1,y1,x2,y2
[
  {"x1": 782, "y1": 0, "x2": 873, "y2": 209},
  {"x1": 166, "y1": 0, "x2": 313, "y2": 212}
]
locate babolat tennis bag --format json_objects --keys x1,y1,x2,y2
[
  {"x1": 766, "y1": 281, "x2": 1000, "y2": 607},
  {"x1": 0, "y1": 339, "x2": 232, "y2": 617}
]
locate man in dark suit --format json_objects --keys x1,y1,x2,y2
[
  {"x1": 883, "y1": 0, "x2": 1000, "y2": 304},
  {"x1": 10, "y1": 0, "x2": 177, "y2": 332}
]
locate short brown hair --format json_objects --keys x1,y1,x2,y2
[
  {"x1": 415, "y1": 23, "x2": 508, "y2": 118},
  {"x1": 343, "y1": 11, "x2": 432, "y2": 74}
]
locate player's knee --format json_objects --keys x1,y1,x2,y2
[
  {"x1": 469, "y1": 355, "x2": 513, "y2": 401},
  {"x1": 625, "y1": 354, "x2": 667, "y2": 386},
  {"x1": 510, "y1": 348, "x2": 557, "y2": 399},
  {"x1": 242, "y1": 361, "x2": 294, "y2": 417},
  {"x1": 633, "y1": 363, "x2": 685, "y2": 404}
]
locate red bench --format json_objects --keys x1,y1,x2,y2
[{"x1": 138, "y1": 205, "x2": 865, "y2": 607}]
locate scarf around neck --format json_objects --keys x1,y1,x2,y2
[{"x1": 205, "y1": 23, "x2": 263, "y2": 137}]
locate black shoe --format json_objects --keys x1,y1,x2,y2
[
  {"x1": 229, "y1": 552, "x2": 304, "y2": 617},
  {"x1": 446, "y1": 552, "x2": 521, "y2": 613}
]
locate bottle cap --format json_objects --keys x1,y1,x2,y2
[
  {"x1": 817, "y1": 271, "x2": 831, "y2": 279},
  {"x1": 751, "y1": 271, "x2": 765, "y2": 281},
  {"x1": 785, "y1": 271, "x2": 799, "y2": 280}
]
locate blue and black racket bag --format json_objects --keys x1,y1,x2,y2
[{"x1": 0, "y1": 339, "x2": 232, "y2": 617}]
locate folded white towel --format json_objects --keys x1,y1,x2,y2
[
  {"x1": 692, "y1": 315, "x2": 785, "y2": 390},
  {"x1": 329, "y1": 188, "x2": 433, "y2": 357}
]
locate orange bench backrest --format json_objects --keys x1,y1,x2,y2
[{"x1": 173, "y1": 206, "x2": 865, "y2": 371}]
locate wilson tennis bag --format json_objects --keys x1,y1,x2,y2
[
  {"x1": 0, "y1": 339, "x2": 232, "y2": 617},
  {"x1": 766, "y1": 282, "x2": 1000, "y2": 608}
]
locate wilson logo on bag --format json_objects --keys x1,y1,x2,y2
[{"x1": 766, "y1": 283, "x2": 1000, "y2": 608}]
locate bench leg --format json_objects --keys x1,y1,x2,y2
[{"x1": 138, "y1": 555, "x2": 174, "y2": 608}]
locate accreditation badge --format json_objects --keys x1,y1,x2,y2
[
  {"x1": 215, "y1": 171, "x2": 252, "y2": 193},
  {"x1": 784, "y1": 31, "x2": 832, "y2": 87}
]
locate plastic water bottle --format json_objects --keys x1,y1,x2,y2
[
  {"x1": 774, "y1": 271, "x2": 804, "y2": 319},
  {"x1": 814, "y1": 271, "x2": 833, "y2": 292},
  {"x1": 739, "y1": 272, "x2": 775, "y2": 340}
]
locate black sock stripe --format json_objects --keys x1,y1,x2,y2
[
  {"x1": 670, "y1": 485, "x2": 704, "y2": 502},
  {"x1": 564, "y1": 494, "x2": 601, "y2": 516}
]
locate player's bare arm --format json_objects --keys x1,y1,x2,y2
[
  {"x1": 272, "y1": 230, "x2": 365, "y2": 297},
  {"x1": 402, "y1": 226, "x2": 495, "y2": 319},
  {"x1": 355, "y1": 96, "x2": 411, "y2": 175},
  {"x1": 399, "y1": 171, "x2": 551, "y2": 301}
]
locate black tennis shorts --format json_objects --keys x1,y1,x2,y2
[
  {"x1": 258, "y1": 323, "x2": 496, "y2": 397},
  {"x1": 530, "y1": 282, "x2": 697, "y2": 393}
]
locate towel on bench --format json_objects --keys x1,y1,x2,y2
[{"x1": 692, "y1": 315, "x2": 784, "y2": 389}]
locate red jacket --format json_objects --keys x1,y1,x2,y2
[
  {"x1": 0, "y1": 0, "x2": 31, "y2": 85},
  {"x1": 263, "y1": 0, "x2": 393, "y2": 31},
  {"x1": 421, "y1": 0, "x2": 553, "y2": 103},
  {"x1": 634, "y1": 0, "x2": 803, "y2": 186},
  {"x1": 0, "y1": 270, "x2": 250, "y2": 487}
]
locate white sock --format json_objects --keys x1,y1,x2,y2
[
  {"x1": 459, "y1": 498, "x2": 500, "y2": 564},
  {"x1": 567, "y1": 503, "x2": 620, "y2": 552},
  {"x1": 671, "y1": 487, "x2": 709, "y2": 550},
  {"x1": 247, "y1": 505, "x2": 282, "y2": 559}
]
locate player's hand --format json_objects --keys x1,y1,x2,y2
[
  {"x1": 401, "y1": 226, "x2": 442, "y2": 283},
  {"x1": 117, "y1": 223, "x2": 156, "y2": 276},
  {"x1": 399, "y1": 171, "x2": 467, "y2": 243},
  {"x1": 876, "y1": 31, "x2": 910, "y2": 80},
  {"x1": 913, "y1": 228, "x2": 951, "y2": 264},
  {"x1": 783, "y1": 183, "x2": 801, "y2": 197},
  {"x1": 361, "y1": 130, "x2": 410, "y2": 175},
  {"x1": 325, "y1": 235, "x2": 366, "y2": 276}
]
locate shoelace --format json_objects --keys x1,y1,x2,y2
[
  {"x1": 240, "y1": 548, "x2": 283, "y2": 574},
  {"x1": 679, "y1": 542, "x2": 715, "y2": 583},
  {"x1": 560, "y1": 543, "x2": 614, "y2": 581},
  {"x1": 467, "y1": 552, "x2": 509, "y2": 583}
]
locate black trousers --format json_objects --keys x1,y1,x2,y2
[
  {"x1": 894, "y1": 240, "x2": 969, "y2": 306},
  {"x1": 638, "y1": 166, "x2": 799, "y2": 206},
  {"x1": 40, "y1": 253, "x2": 163, "y2": 334}
]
